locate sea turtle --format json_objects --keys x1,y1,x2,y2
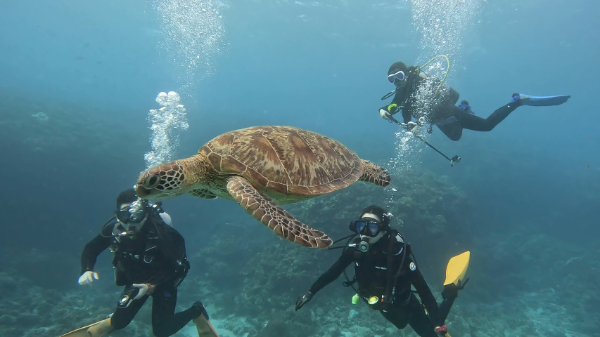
[{"x1": 135, "y1": 126, "x2": 390, "y2": 248}]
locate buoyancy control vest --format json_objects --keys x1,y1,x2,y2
[
  {"x1": 343, "y1": 230, "x2": 413, "y2": 310},
  {"x1": 101, "y1": 211, "x2": 189, "y2": 288}
]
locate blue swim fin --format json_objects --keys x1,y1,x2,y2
[{"x1": 512, "y1": 93, "x2": 571, "y2": 106}]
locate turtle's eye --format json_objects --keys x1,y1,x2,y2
[{"x1": 145, "y1": 175, "x2": 160, "y2": 188}]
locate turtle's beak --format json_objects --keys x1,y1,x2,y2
[{"x1": 134, "y1": 183, "x2": 151, "y2": 199}]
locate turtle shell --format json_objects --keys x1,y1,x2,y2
[{"x1": 198, "y1": 126, "x2": 362, "y2": 199}]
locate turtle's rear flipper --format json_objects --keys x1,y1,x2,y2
[
  {"x1": 226, "y1": 176, "x2": 332, "y2": 248},
  {"x1": 359, "y1": 160, "x2": 391, "y2": 187}
]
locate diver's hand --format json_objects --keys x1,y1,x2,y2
[
  {"x1": 434, "y1": 325, "x2": 450, "y2": 337},
  {"x1": 400, "y1": 121, "x2": 419, "y2": 133},
  {"x1": 132, "y1": 283, "x2": 156, "y2": 300},
  {"x1": 295, "y1": 290, "x2": 313, "y2": 311},
  {"x1": 379, "y1": 109, "x2": 393, "y2": 121},
  {"x1": 442, "y1": 278, "x2": 469, "y2": 300},
  {"x1": 78, "y1": 271, "x2": 99, "y2": 286},
  {"x1": 406, "y1": 121, "x2": 417, "y2": 130}
]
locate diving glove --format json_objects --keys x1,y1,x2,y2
[
  {"x1": 132, "y1": 283, "x2": 156, "y2": 300},
  {"x1": 295, "y1": 290, "x2": 313, "y2": 311},
  {"x1": 379, "y1": 109, "x2": 393, "y2": 121},
  {"x1": 400, "y1": 121, "x2": 419, "y2": 133},
  {"x1": 78, "y1": 271, "x2": 99, "y2": 286}
]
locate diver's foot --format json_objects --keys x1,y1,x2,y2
[
  {"x1": 458, "y1": 100, "x2": 475, "y2": 114},
  {"x1": 192, "y1": 301, "x2": 209, "y2": 320},
  {"x1": 511, "y1": 93, "x2": 528, "y2": 103}
]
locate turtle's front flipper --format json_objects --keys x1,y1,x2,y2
[
  {"x1": 359, "y1": 159, "x2": 391, "y2": 187},
  {"x1": 226, "y1": 176, "x2": 332, "y2": 248}
]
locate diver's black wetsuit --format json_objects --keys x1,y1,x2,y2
[
  {"x1": 308, "y1": 233, "x2": 446, "y2": 337},
  {"x1": 81, "y1": 214, "x2": 197, "y2": 337},
  {"x1": 384, "y1": 77, "x2": 522, "y2": 141}
]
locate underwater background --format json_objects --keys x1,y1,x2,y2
[{"x1": 0, "y1": 0, "x2": 599, "y2": 336}]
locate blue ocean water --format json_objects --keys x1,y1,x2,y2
[{"x1": 0, "y1": 0, "x2": 598, "y2": 336}]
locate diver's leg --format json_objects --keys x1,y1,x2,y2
[
  {"x1": 459, "y1": 100, "x2": 521, "y2": 132},
  {"x1": 380, "y1": 305, "x2": 409, "y2": 330},
  {"x1": 60, "y1": 286, "x2": 147, "y2": 337},
  {"x1": 380, "y1": 295, "x2": 419, "y2": 330},
  {"x1": 405, "y1": 295, "x2": 438, "y2": 337},
  {"x1": 151, "y1": 287, "x2": 203, "y2": 337},
  {"x1": 436, "y1": 121, "x2": 463, "y2": 141},
  {"x1": 111, "y1": 285, "x2": 149, "y2": 330},
  {"x1": 438, "y1": 297, "x2": 456, "y2": 323}
]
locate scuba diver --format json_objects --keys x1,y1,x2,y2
[
  {"x1": 294, "y1": 205, "x2": 469, "y2": 337},
  {"x1": 60, "y1": 188, "x2": 219, "y2": 337},
  {"x1": 379, "y1": 60, "x2": 571, "y2": 141}
]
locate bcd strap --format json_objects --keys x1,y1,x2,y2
[
  {"x1": 343, "y1": 275, "x2": 357, "y2": 287},
  {"x1": 383, "y1": 230, "x2": 408, "y2": 304},
  {"x1": 143, "y1": 231, "x2": 160, "y2": 263}
]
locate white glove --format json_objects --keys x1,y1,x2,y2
[
  {"x1": 132, "y1": 283, "x2": 154, "y2": 300},
  {"x1": 78, "y1": 271, "x2": 99, "y2": 286},
  {"x1": 379, "y1": 109, "x2": 392, "y2": 121}
]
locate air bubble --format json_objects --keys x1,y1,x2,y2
[{"x1": 144, "y1": 91, "x2": 189, "y2": 168}]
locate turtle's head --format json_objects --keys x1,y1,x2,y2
[{"x1": 135, "y1": 161, "x2": 191, "y2": 200}]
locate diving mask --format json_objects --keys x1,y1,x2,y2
[
  {"x1": 387, "y1": 70, "x2": 406, "y2": 84},
  {"x1": 349, "y1": 218, "x2": 387, "y2": 253},
  {"x1": 116, "y1": 199, "x2": 148, "y2": 224},
  {"x1": 353, "y1": 219, "x2": 384, "y2": 237}
]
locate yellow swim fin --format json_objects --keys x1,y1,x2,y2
[
  {"x1": 59, "y1": 318, "x2": 113, "y2": 337},
  {"x1": 193, "y1": 313, "x2": 220, "y2": 337},
  {"x1": 443, "y1": 251, "x2": 470, "y2": 286}
]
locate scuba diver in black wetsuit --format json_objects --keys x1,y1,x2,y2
[
  {"x1": 379, "y1": 61, "x2": 571, "y2": 141},
  {"x1": 295, "y1": 205, "x2": 467, "y2": 337},
  {"x1": 60, "y1": 188, "x2": 219, "y2": 337}
]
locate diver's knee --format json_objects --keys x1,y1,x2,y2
[
  {"x1": 481, "y1": 124, "x2": 495, "y2": 132},
  {"x1": 110, "y1": 316, "x2": 131, "y2": 330},
  {"x1": 152, "y1": 324, "x2": 170, "y2": 337}
]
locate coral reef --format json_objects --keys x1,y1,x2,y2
[{"x1": 0, "y1": 91, "x2": 144, "y2": 159}]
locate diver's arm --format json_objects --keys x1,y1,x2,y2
[
  {"x1": 308, "y1": 249, "x2": 354, "y2": 294},
  {"x1": 389, "y1": 89, "x2": 411, "y2": 122},
  {"x1": 387, "y1": 92, "x2": 405, "y2": 116},
  {"x1": 412, "y1": 268, "x2": 442, "y2": 326},
  {"x1": 80, "y1": 235, "x2": 111, "y2": 274},
  {"x1": 402, "y1": 109, "x2": 412, "y2": 123}
]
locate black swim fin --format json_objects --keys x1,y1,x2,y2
[{"x1": 512, "y1": 93, "x2": 571, "y2": 106}]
